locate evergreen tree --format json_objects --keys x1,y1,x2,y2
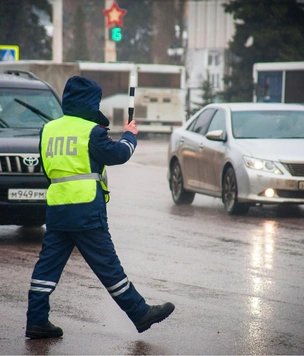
[
  {"x1": 191, "y1": 72, "x2": 216, "y2": 114},
  {"x1": 66, "y1": 6, "x2": 90, "y2": 61},
  {"x1": 0, "y1": 0, "x2": 52, "y2": 60},
  {"x1": 201, "y1": 73, "x2": 216, "y2": 106},
  {"x1": 221, "y1": 0, "x2": 304, "y2": 102}
]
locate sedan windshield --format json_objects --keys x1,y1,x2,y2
[
  {"x1": 232, "y1": 110, "x2": 304, "y2": 139},
  {"x1": 0, "y1": 88, "x2": 63, "y2": 129}
]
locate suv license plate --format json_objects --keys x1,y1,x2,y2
[
  {"x1": 299, "y1": 182, "x2": 304, "y2": 190},
  {"x1": 8, "y1": 189, "x2": 47, "y2": 201}
]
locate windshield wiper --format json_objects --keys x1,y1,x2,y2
[
  {"x1": 14, "y1": 98, "x2": 53, "y2": 122},
  {"x1": 0, "y1": 116, "x2": 9, "y2": 128}
]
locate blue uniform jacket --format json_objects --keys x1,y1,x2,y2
[
  {"x1": 40, "y1": 124, "x2": 137, "y2": 231},
  {"x1": 39, "y1": 76, "x2": 137, "y2": 231}
]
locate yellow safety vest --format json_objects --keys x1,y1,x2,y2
[{"x1": 41, "y1": 115, "x2": 109, "y2": 206}]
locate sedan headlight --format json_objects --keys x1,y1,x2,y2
[{"x1": 243, "y1": 156, "x2": 283, "y2": 174}]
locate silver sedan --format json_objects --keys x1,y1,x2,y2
[{"x1": 167, "y1": 103, "x2": 304, "y2": 215}]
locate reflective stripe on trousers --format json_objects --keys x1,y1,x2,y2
[{"x1": 26, "y1": 228, "x2": 148, "y2": 325}]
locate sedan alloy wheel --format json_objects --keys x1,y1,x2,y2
[
  {"x1": 171, "y1": 160, "x2": 195, "y2": 205},
  {"x1": 223, "y1": 167, "x2": 249, "y2": 215}
]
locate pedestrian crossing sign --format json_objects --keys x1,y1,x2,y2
[{"x1": 0, "y1": 45, "x2": 19, "y2": 61}]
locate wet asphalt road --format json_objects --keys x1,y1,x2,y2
[{"x1": 1, "y1": 135, "x2": 304, "y2": 355}]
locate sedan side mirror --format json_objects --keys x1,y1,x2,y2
[{"x1": 206, "y1": 129, "x2": 227, "y2": 142}]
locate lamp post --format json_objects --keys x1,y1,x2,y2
[
  {"x1": 51, "y1": 0, "x2": 63, "y2": 63},
  {"x1": 167, "y1": 45, "x2": 184, "y2": 64}
]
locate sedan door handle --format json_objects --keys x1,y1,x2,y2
[
  {"x1": 180, "y1": 138, "x2": 185, "y2": 144},
  {"x1": 199, "y1": 142, "x2": 204, "y2": 149}
]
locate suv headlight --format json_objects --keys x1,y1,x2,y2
[{"x1": 243, "y1": 156, "x2": 282, "y2": 174}]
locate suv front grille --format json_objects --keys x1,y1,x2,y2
[
  {"x1": 282, "y1": 163, "x2": 304, "y2": 177},
  {"x1": 0, "y1": 154, "x2": 43, "y2": 174}
]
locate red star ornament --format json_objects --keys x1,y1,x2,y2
[{"x1": 103, "y1": 1, "x2": 128, "y2": 28}]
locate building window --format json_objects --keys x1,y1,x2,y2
[
  {"x1": 208, "y1": 54, "x2": 213, "y2": 66},
  {"x1": 208, "y1": 52, "x2": 220, "y2": 66},
  {"x1": 211, "y1": 73, "x2": 220, "y2": 88}
]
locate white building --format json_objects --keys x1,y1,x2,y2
[{"x1": 186, "y1": 0, "x2": 235, "y2": 108}]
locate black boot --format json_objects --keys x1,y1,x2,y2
[
  {"x1": 134, "y1": 302, "x2": 175, "y2": 333},
  {"x1": 25, "y1": 321, "x2": 63, "y2": 339}
]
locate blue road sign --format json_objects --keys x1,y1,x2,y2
[{"x1": 0, "y1": 46, "x2": 19, "y2": 61}]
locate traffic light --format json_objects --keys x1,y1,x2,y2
[{"x1": 111, "y1": 27, "x2": 122, "y2": 42}]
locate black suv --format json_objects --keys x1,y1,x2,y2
[{"x1": 0, "y1": 70, "x2": 63, "y2": 226}]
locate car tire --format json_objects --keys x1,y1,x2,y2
[
  {"x1": 170, "y1": 160, "x2": 195, "y2": 205},
  {"x1": 223, "y1": 167, "x2": 250, "y2": 215}
]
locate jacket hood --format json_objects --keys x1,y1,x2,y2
[{"x1": 62, "y1": 76, "x2": 109, "y2": 126}]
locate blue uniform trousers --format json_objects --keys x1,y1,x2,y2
[{"x1": 26, "y1": 227, "x2": 149, "y2": 325}]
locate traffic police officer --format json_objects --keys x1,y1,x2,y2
[{"x1": 25, "y1": 76, "x2": 175, "y2": 338}]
